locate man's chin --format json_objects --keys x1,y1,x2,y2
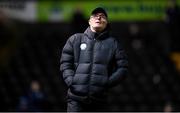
[
  {"x1": 94, "y1": 26, "x2": 103, "y2": 30},
  {"x1": 94, "y1": 27, "x2": 104, "y2": 32}
]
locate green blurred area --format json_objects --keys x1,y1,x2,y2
[{"x1": 37, "y1": 0, "x2": 180, "y2": 22}]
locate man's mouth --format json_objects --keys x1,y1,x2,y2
[{"x1": 95, "y1": 21, "x2": 101, "y2": 24}]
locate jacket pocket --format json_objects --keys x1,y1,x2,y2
[{"x1": 67, "y1": 88, "x2": 87, "y2": 101}]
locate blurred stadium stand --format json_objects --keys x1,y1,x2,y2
[{"x1": 0, "y1": 0, "x2": 180, "y2": 112}]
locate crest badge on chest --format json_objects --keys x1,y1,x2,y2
[{"x1": 80, "y1": 43, "x2": 87, "y2": 50}]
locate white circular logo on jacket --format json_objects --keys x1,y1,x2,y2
[{"x1": 80, "y1": 43, "x2": 87, "y2": 50}]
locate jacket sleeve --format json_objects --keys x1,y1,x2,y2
[
  {"x1": 60, "y1": 35, "x2": 76, "y2": 87},
  {"x1": 108, "y1": 39, "x2": 128, "y2": 88}
]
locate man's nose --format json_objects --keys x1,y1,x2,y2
[{"x1": 97, "y1": 16, "x2": 101, "y2": 20}]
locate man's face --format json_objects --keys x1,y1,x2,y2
[{"x1": 89, "y1": 13, "x2": 108, "y2": 32}]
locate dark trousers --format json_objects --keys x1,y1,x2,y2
[{"x1": 67, "y1": 98, "x2": 109, "y2": 112}]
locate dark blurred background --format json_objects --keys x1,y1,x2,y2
[{"x1": 0, "y1": 0, "x2": 180, "y2": 112}]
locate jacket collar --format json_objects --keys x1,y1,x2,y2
[{"x1": 84, "y1": 27, "x2": 109, "y2": 40}]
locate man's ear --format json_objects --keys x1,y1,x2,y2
[{"x1": 88, "y1": 19, "x2": 91, "y2": 25}]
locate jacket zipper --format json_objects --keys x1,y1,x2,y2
[{"x1": 88, "y1": 38, "x2": 96, "y2": 98}]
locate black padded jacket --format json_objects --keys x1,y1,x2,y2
[{"x1": 60, "y1": 27, "x2": 128, "y2": 100}]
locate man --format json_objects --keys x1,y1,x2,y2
[{"x1": 60, "y1": 7, "x2": 128, "y2": 112}]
